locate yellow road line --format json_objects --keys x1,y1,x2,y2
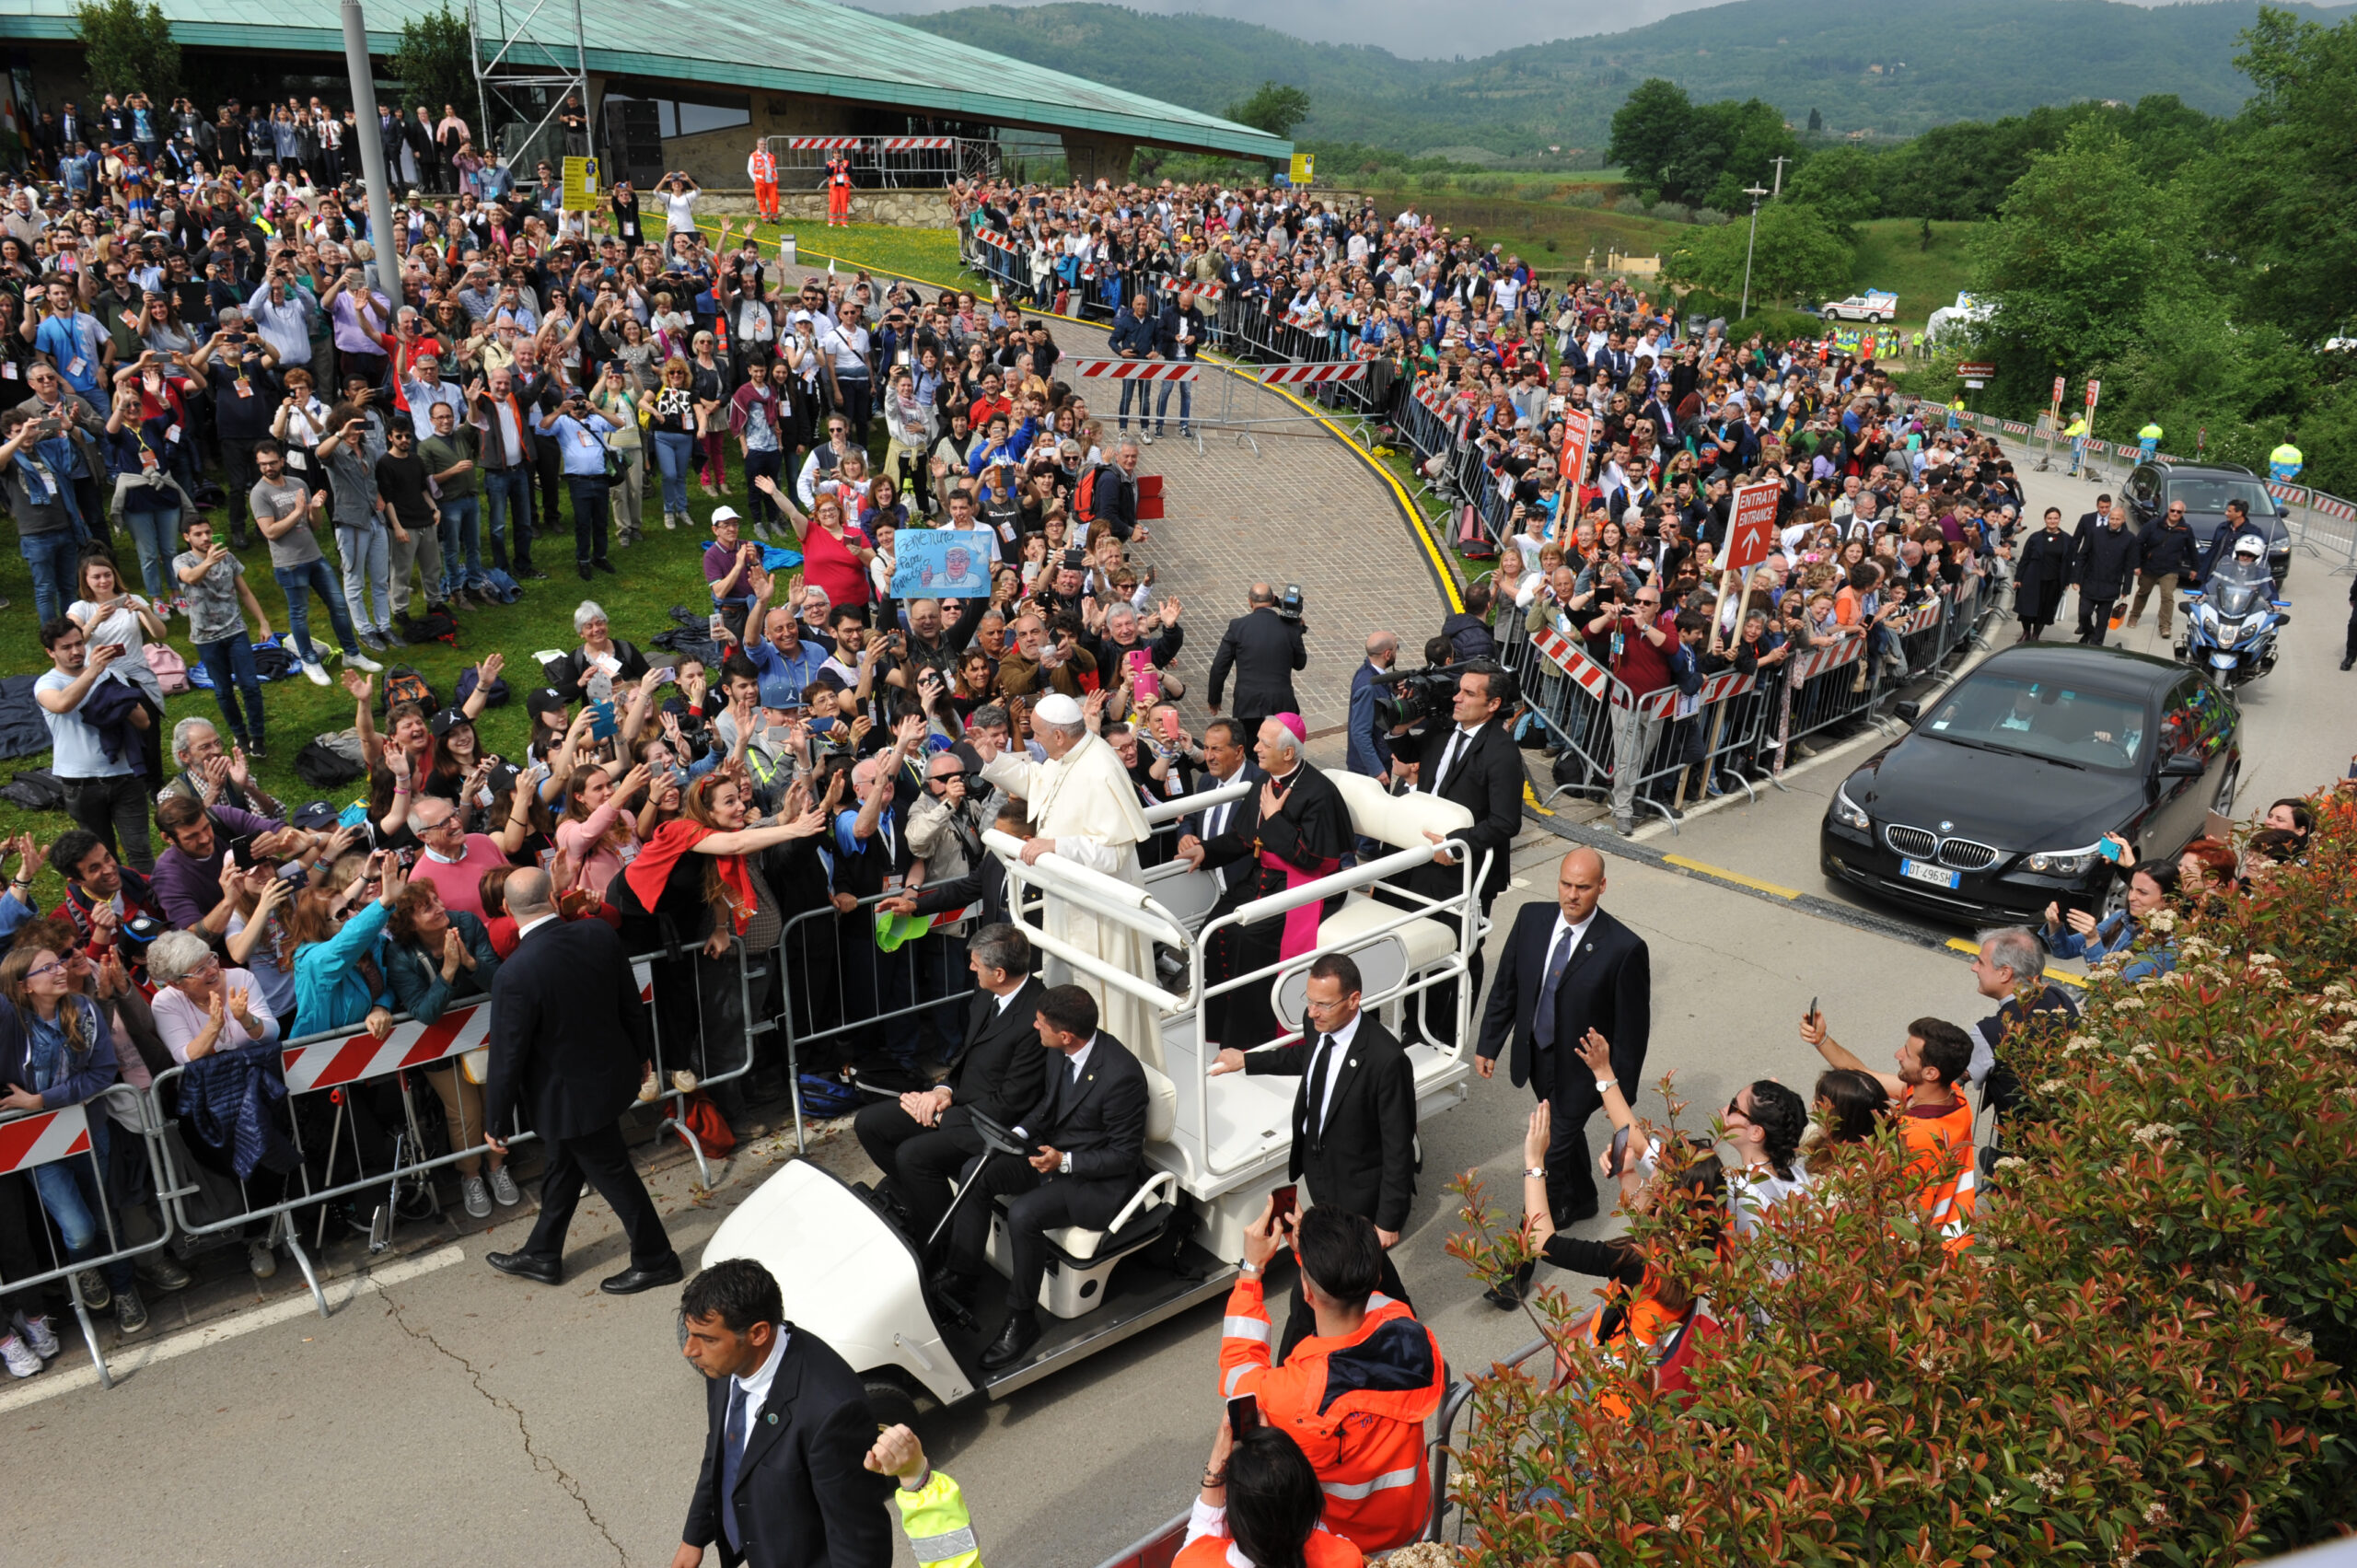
[
  {"x1": 1945, "y1": 935, "x2": 2087, "y2": 989},
  {"x1": 1663, "y1": 854, "x2": 1803, "y2": 900}
]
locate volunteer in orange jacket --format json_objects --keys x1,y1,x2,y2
[
  {"x1": 1176, "y1": 1421, "x2": 1363, "y2": 1568},
  {"x1": 1219, "y1": 1201, "x2": 1445, "y2": 1556},
  {"x1": 748, "y1": 141, "x2": 779, "y2": 221},
  {"x1": 1800, "y1": 1008, "x2": 1978, "y2": 1248}
]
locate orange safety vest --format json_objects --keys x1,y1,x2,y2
[
  {"x1": 1900, "y1": 1086, "x2": 1977, "y2": 1249},
  {"x1": 749, "y1": 149, "x2": 775, "y2": 182},
  {"x1": 829, "y1": 158, "x2": 850, "y2": 189},
  {"x1": 1176, "y1": 1525, "x2": 1364, "y2": 1568},
  {"x1": 1559, "y1": 1294, "x2": 1719, "y2": 1418},
  {"x1": 1217, "y1": 1276, "x2": 1442, "y2": 1557}
]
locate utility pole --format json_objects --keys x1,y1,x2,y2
[
  {"x1": 1739, "y1": 183, "x2": 1770, "y2": 318},
  {"x1": 1770, "y1": 155, "x2": 1791, "y2": 198},
  {"x1": 340, "y1": 0, "x2": 401, "y2": 296}
]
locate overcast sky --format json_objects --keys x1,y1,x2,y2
[{"x1": 856, "y1": 0, "x2": 2208, "y2": 61}]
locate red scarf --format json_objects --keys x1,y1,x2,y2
[{"x1": 623, "y1": 819, "x2": 753, "y2": 933}]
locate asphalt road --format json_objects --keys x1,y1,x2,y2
[{"x1": 6, "y1": 447, "x2": 2347, "y2": 1568}]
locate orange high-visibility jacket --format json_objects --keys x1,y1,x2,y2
[
  {"x1": 1900, "y1": 1086, "x2": 1977, "y2": 1249},
  {"x1": 1217, "y1": 1275, "x2": 1443, "y2": 1556}
]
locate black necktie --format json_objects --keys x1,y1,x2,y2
[
  {"x1": 1532, "y1": 927, "x2": 1574, "y2": 1051},
  {"x1": 721, "y1": 1379, "x2": 749, "y2": 1551},
  {"x1": 1304, "y1": 1036, "x2": 1336, "y2": 1141},
  {"x1": 1434, "y1": 729, "x2": 1469, "y2": 793}
]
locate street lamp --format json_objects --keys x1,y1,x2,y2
[{"x1": 1738, "y1": 182, "x2": 1771, "y2": 319}]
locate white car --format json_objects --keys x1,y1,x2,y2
[{"x1": 1820, "y1": 291, "x2": 1898, "y2": 322}]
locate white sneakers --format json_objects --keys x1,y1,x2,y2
[
  {"x1": 5, "y1": 1309, "x2": 60, "y2": 1375},
  {"x1": 488, "y1": 1166, "x2": 521, "y2": 1206},
  {"x1": 301, "y1": 659, "x2": 331, "y2": 686},
  {"x1": 342, "y1": 646, "x2": 384, "y2": 674},
  {"x1": 461, "y1": 1176, "x2": 493, "y2": 1219}
]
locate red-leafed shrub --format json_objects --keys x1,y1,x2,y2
[{"x1": 1444, "y1": 790, "x2": 2357, "y2": 1562}]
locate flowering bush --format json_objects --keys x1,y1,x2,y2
[{"x1": 1445, "y1": 791, "x2": 2357, "y2": 1561}]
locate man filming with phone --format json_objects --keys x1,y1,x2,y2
[{"x1": 1219, "y1": 1200, "x2": 1444, "y2": 1556}]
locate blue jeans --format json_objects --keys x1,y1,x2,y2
[
  {"x1": 481, "y1": 467, "x2": 529, "y2": 573},
  {"x1": 273, "y1": 558, "x2": 358, "y2": 664},
  {"x1": 120, "y1": 499, "x2": 180, "y2": 601},
  {"x1": 32, "y1": 1118, "x2": 134, "y2": 1293},
  {"x1": 1155, "y1": 377, "x2": 1192, "y2": 431},
  {"x1": 649, "y1": 430, "x2": 694, "y2": 515},
  {"x1": 1119, "y1": 378, "x2": 1145, "y2": 428},
  {"x1": 195, "y1": 633, "x2": 265, "y2": 745},
  {"x1": 19, "y1": 529, "x2": 79, "y2": 623},
  {"x1": 336, "y1": 521, "x2": 392, "y2": 635},
  {"x1": 439, "y1": 495, "x2": 485, "y2": 593}
]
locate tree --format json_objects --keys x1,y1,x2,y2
[
  {"x1": 1663, "y1": 200, "x2": 1853, "y2": 310},
  {"x1": 1783, "y1": 143, "x2": 1883, "y2": 223},
  {"x1": 1806, "y1": 106, "x2": 1824, "y2": 134},
  {"x1": 1221, "y1": 80, "x2": 1309, "y2": 140},
  {"x1": 2200, "y1": 7, "x2": 2357, "y2": 345},
  {"x1": 73, "y1": 0, "x2": 179, "y2": 103},
  {"x1": 1605, "y1": 77, "x2": 1692, "y2": 201},
  {"x1": 1697, "y1": 98, "x2": 1799, "y2": 212},
  {"x1": 1968, "y1": 122, "x2": 2193, "y2": 413},
  {"x1": 388, "y1": 2, "x2": 477, "y2": 121}
]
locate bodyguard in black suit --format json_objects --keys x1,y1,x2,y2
[
  {"x1": 853, "y1": 925, "x2": 1046, "y2": 1242},
  {"x1": 1206, "y1": 583, "x2": 1307, "y2": 731},
  {"x1": 1394, "y1": 663, "x2": 1526, "y2": 1045},
  {"x1": 941, "y1": 985, "x2": 1149, "y2": 1370},
  {"x1": 483, "y1": 868, "x2": 682, "y2": 1295},
  {"x1": 1211, "y1": 951, "x2": 1417, "y2": 1359},
  {"x1": 1475, "y1": 846, "x2": 1650, "y2": 1302},
  {"x1": 675, "y1": 1259, "x2": 895, "y2": 1568}
]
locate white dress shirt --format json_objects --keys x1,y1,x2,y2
[
  {"x1": 1304, "y1": 1009, "x2": 1362, "y2": 1135},
  {"x1": 1428, "y1": 721, "x2": 1488, "y2": 795},
  {"x1": 728, "y1": 1327, "x2": 790, "y2": 1458}
]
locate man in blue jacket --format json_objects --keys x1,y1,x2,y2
[
  {"x1": 1108, "y1": 292, "x2": 1157, "y2": 442},
  {"x1": 1348, "y1": 631, "x2": 1399, "y2": 784}
]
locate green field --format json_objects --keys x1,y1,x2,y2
[{"x1": 1844, "y1": 218, "x2": 1980, "y2": 329}]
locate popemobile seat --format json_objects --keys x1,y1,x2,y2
[
  {"x1": 1270, "y1": 772, "x2": 1472, "y2": 1038},
  {"x1": 988, "y1": 1061, "x2": 1184, "y2": 1319}
]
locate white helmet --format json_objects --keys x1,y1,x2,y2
[{"x1": 2232, "y1": 533, "x2": 2265, "y2": 561}]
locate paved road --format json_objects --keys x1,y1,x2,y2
[{"x1": 7, "y1": 429, "x2": 2346, "y2": 1568}]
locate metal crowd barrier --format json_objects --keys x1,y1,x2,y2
[
  {"x1": 0, "y1": 1085, "x2": 178, "y2": 1388},
  {"x1": 771, "y1": 891, "x2": 979, "y2": 1155},
  {"x1": 2267, "y1": 480, "x2": 2357, "y2": 577},
  {"x1": 1517, "y1": 574, "x2": 1998, "y2": 825}
]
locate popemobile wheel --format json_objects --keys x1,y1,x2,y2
[{"x1": 863, "y1": 1374, "x2": 923, "y2": 1433}]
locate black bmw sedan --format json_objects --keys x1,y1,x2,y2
[{"x1": 1819, "y1": 644, "x2": 2241, "y2": 925}]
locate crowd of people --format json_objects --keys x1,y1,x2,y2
[
  {"x1": 0, "y1": 134, "x2": 2316, "y2": 1566},
  {"x1": 959, "y1": 180, "x2": 2038, "y2": 831}
]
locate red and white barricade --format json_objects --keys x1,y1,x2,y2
[
  {"x1": 0, "y1": 1102, "x2": 92, "y2": 1174},
  {"x1": 1259, "y1": 362, "x2": 1369, "y2": 387},
  {"x1": 787, "y1": 136, "x2": 861, "y2": 150},
  {"x1": 281, "y1": 1003, "x2": 492, "y2": 1093},
  {"x1": 1063, "y1": 357, "x2": 1201, "y2": 383}
]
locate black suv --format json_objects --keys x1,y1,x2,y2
[{"x1": 2122, "y1": 460, "x2": 2292, "y2": 584}]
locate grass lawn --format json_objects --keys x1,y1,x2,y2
[
  {"x1": 724, "y1": 222, "x2": 981, "y2": 293},
  {"x1": 1847, "y1": 218, "x2": 1981, "y2": 330}
]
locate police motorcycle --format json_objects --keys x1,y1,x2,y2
[{"x1": 2178, "y1": 535, "x2": 2288, "y2": 690}]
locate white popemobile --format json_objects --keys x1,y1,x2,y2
[{"x1": 701, "y1": 770, "x2": 1485, "y2": 1423}]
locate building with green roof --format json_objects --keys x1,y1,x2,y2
[{"x1": 0, "y1": 0, "x2": 1288, "y2": 185}]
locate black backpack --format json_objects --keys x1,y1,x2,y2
[
  {"x1": 294, "y1": 738, "x2": 366, "y2": 788},
  {"x1": 402, "y1": 610, "x2": 461, "y2": 647}
]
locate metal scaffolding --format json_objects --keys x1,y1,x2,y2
[{"x1": 466, "y1": 0, "x2": 590, "y2": 179}]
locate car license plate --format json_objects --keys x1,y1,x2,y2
[{"x1": 1900, "y1": 858, "x2": 1961, "y2": 889}]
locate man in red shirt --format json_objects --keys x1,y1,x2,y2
[{"x1": 1583, "y1": 580, "x2": 1679, "y2": 835}]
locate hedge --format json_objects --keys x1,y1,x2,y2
[{"x1": 1446, "y1": 790, "x2": 2357, "y2": 1562}]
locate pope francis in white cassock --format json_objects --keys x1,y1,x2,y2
[{"x1": 977, "y1": 693, "x2": 1164, "y2": 1066}]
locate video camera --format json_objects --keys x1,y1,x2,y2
[
  {"x1": 1375, "y1": 660, "x2": 1468, "y2": 738},
  {"x1": 1275, "y1": 584, "x2": 1304, "y2": 621}
]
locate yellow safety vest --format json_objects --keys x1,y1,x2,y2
[{"x1": 894, "y1": 1470, "x2": 982, "y2": 1568}]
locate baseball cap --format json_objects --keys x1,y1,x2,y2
[
  {"x1": 428, "y1": 705, "x2": 471, "y2": 737},
  {"x1": 711, "y1": 505, "x2": 742, "y2": 527},
  {"x1": 525, "y1": 686, "x2": 569, "y2": 720}
]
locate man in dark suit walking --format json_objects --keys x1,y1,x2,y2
[
  {"x1": 1211, "y1": 951, "x2": 1417, "y2": 1359},
  {"x1": 939, "y1": 984, "x2": 1149, "y2": 1371},
  {"x1": 1206, "y1": 582, "x2": 1306, "y2": 734},
  {"x1": 852, "y1": 923, "x2": 1046, "y2": 1243},
  {"x1": 1179, "y1": 718, "x2": 1262, "y2": 1040},
  {"x1": 673, "y1": 1258, "x2": 895, "y2": 1568},
  {"x1": 1474, "y1": 845, "x2": 1649, "y2": 1307},
  {"x1": 483, "y1": 867, "x2": 682, "y2": 1295},
  {"x1": 1395, "y1": 662, "x2": 1526, "y2": 1048}
]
